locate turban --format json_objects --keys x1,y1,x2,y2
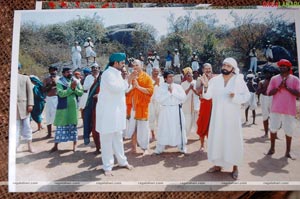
[
  {"x1": 83, "y1": 68, "x2": 91, "y2": 74},
  {"x1": 74, "y1": 71, "x2": 81, "y2": 76},
  {"x1": 109, "y1": 52, "x2": 126, "y2": 62},
  {"x1": 163, "y1": 70, "x2": 174, "y2": 79},
  {"x1": 277, "y1": 59, "x2": 293, "y2": 74},
  {"x1": 277, "y1": 59, "x2": 292, "y2": 67},
  {"x1": 182, "y1": 67, "x2": 192, "y2": 75},
  {"x1": 223, "y1": 57, "x2": 239, "y2": 74},
  {"x1": 105, "y1": 53, "x2": 126, "y2": 70}
]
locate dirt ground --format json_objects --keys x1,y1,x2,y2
[{"x1": 11, "y1": 102, "x2": 300, "y2": 192}]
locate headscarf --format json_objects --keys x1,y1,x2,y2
[
  {"x1": 30, "y1": 75, "x2": 43, "y2": 88},
  {"x1": 182, "y1": 67, "x2": 192, "y2": 75},
  {"x1": 223, "y1": 57, "x2": 239, "y2": 74}
]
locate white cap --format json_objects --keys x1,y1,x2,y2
[{"x1": 91, "y1": 62, "x2": 99, "y2": 68}]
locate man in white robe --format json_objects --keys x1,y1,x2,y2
[
  {"x1": 83, "y1": 37, "x2": 96, "y2": 65},
  {"x1": 78, "y1": 62, "x2": 100, "y2": 115},
  {"x1": 173, "y1": 49, "x2": 180, "y2": 73},
  {"x1": 96, "y1": 53, "x2": 135, "y2": 176},
  {"x1": 154, "y1": 70, "x2": 187, "y2": 154},
  {"x1": 201, "y1": 57, "x2": 250, "y2": 180},
  {"x1": 71, "y1": 41, "x2": 82, "y2": 70},
  {"x1": 181, "y1": 67, "x2": 199, "y2": 138}
]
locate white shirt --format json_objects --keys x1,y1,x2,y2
[{"x1": 96, "y1": 67, "x2": 129, "y2": 134}]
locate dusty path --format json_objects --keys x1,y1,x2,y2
[{"x1": 12, "y1": 103, "x2": 300, "y2": 192}]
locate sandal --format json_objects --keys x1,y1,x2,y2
[
  {"x1": 232, "y1": 170, "x2": 239, "y2": 180},
  {"x1": 207, "y1": 166, "x2": 222, "y2": 173}
]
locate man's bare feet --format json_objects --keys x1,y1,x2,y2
[
  {"x1": 104, "y1": 171, "x2": 113, "y2": 176},
  {"x1": 285, "y1": 153, "x2": 296, "y2": 160},
  {"x1": 119, "y1": 164, "x2": 134, "y2": 170},
  {"x1": 50, "y1": 146, "x2": 58, "y2": 153},
  {"x1": 266, "y1": 149, "x2": 275, "y2": 155},
  {"x1": 45, "y1": 133, "x2": 52, "y2": 139},
  {"x1": 199, "y1": 147, "x2": 205, "y2": 152},
  {"x1": 261, "y1": 134, "x2": 268, "y2": 138}
]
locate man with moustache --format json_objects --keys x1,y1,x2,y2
[
  {"x1": 201, "y1": 58, "x2": 250, "y2": 180},
  {"x1": 96, "y1": 53, "x2": 135, "y2": 176},
  {"x1": 50, "y1": 67, "x2": 83, "y2": 152},
  {"x1": 266, "y1": 59, "x2": 300, "y2": 159}
]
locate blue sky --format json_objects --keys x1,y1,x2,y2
[{"x1": 20, "y1": 7, "x2": 295, "y2": 39}]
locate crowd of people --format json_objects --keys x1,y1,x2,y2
[{"x1": 16, "y1": 40, "x2": 300, "y2": 180}]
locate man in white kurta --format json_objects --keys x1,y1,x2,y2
[
  {"x1": 78, "y1": 62, "x2": 100, "y2": 113},
  {"x1": 71, "y1": 41, "x2": 82, "y2": 70},
  {"x1": 202, "y1": 58, "x2": 250, "y2": 180},
  {"x1": 181, "y1": 67, "x2": 199, "y2": 138},
  {"x1": 154, "y1": 70, "x2": 187, "y2": 154},
  {"x1": 84, "y1": 37, "x2": 96, "y2": 65},
  {"x1": 96, "y1": 53, "x2": 135, "y2": 176}
]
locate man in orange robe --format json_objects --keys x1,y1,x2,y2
[
  {"x1": 126, "y1": 59, "x2": 154, "y2": 155},
  {"x1": 197, "y1": 63, "x2": 215, "y2": 152}
]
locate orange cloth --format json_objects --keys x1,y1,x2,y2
[
  {"x1": 127, "y1": 71, "x2": 154, "y2": 120},
  {"x1": 197, "y1": 98, "x2": 212, "y2": 138}
]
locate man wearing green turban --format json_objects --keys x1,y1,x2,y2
[{"x1": 96, "y1": 52, "x2": 137, "y2": 176}]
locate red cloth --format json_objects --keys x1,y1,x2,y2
[{"x1": 197, "y1": 98, "x2": 212, "y2": 138}]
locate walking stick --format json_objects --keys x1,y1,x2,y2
[{"x1": 178, "y1": 104, "x2": 183, "y2": 151}]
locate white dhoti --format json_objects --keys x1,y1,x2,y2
[
  {"x1": 100, "y1": 131, "x2": 129, "y2": 171},
  {"x1": 149, "y1": 100, "x2": 160, "y2": 132},
  {"x1": 45, "y1": 96, "x2": 58, "y2": 125},
  {"x1": 85, "y1": 47, "x2": 96, "y2": 58},
  {"x1": 125, "y1": 110, "x2": 150, "y2": 150},
  {"x1": 184, "y1": 111, "x2": 199, "y2": 137},
  {"x1": 260, "y1": 95, "x2": 272, "y2": 121},
  {"x1": 16, "y1": 117, "x2": 32, "y2": 146},
  {"x1": 244, "y1": 92, "x2": 257, "y2": 110}
]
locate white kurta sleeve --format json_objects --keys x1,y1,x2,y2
[
  {"x1": 102, "y1": 72, "x2": 127, "y2": 93},
  {"x1": 171, "y1": 85, "x2": 187, "y2": 103},
  {"x1": 83, "y1": 75, "x2": 94, "y2": 90},
  {"x1": 232, "y1": 74, "x2": 251, "y2": 104}
]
